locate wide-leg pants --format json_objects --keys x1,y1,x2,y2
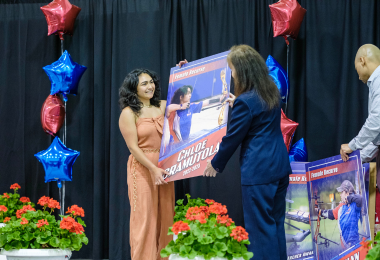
[
  {"x1": 242, "y1": 174, "x2": 289, "y2": 260},
  {"x1": 127, "y1": 153, "x2": 175, "y2": 260}
]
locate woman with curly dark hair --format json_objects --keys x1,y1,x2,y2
[{"x1": 119, "y1": 68, "x2": 174, "y2": 260}]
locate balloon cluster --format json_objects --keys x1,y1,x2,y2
[
  {"x1": 268, "y1": 0, "x2": 307, "y2": 161},
  {"x1": 35, "y1": 0, "x2": 84, "y2": 187}
]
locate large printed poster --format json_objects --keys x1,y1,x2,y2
[
  {"x1": 286, "y1": 162, "x2": 314, "y2": 260},
  {"x1": 159, "y1": 51, "x2": 231, "y2": 182},
  {"x1": 306, "y1": 151, "x2": 371, "y2": 260}
]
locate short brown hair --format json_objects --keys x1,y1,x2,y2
[{"x1": 227, "y1": 45, "x2": 280, "y2": 110}]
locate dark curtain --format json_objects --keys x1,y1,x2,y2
[{"x1": 0, "y1": 0, "x2": 379, "y2": 259}]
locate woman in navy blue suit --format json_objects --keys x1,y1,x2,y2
[{"x1": 203, "y1": 45, "x2": 292, "y2": 260}]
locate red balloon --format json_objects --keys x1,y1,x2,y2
[
  {"x1": 281, "y1": 109, "x2": 299, "y2": 152},
  {"x1": 41, "y1": 95, "x2": 65, "y2": 136},
  {"x1": 269, "y1": 0, "x2": 306, "y2": 45},
  {"x1": 40, "y1": 0, "x2": 81, "y2": 40}
]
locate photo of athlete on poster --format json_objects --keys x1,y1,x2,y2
[
  {"x1": 159, "y1": 51, "x2": 231, "y2": 182},
  {"x1": 306, "y1": 151, "x2": 370, "y2": 260},
  {"x1": 164, "y1": 82, "x2": 225, "y2": 146}
]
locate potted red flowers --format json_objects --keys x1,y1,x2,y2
[
  {"x1": 0, "y1": 183, "x2": 34, "y2": 225},
  {"x1": 161, "y1": 195, "x2": 253, "y2": 260},
  {"x1": 0, "y1": 195, "x2": 88, "y2": 260}
]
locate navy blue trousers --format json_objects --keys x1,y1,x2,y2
[{"x1": 242, "y1": 174, "x2": 289, "y2": 260}]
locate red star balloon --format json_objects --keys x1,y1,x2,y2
[
  {"x1": 269, "y1": 0, "x2": 306, "y2": 45},
  {"x1": 281, "y1": 109, "x2": 299, "y2": 152},
  {"x1": 41, "y1": 94, "x2": 65, "y2": 136},
  {"x1": 40, "y1": 0, "x2": 81, "y2": 40}
]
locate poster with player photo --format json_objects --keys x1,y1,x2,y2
[
  {"x1": 306, "y1": 151, "x2": 371, "y2": 260},
  {"x1": 158, "y1": 51, "x2": 231, "y2": 182}
]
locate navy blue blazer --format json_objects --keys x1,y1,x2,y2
[{"x1": 211, "y1": 90, "x2": 291, "y2": 185}]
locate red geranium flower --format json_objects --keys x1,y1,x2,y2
[
  {"x1": 3, "y1": 217, "x2": 11, "y2": 223},
  {"x1": 199, "y1": 206, "x2": 210, "y2": 218},
  {"x1": 209, "y1": 202, "x2": 228, "y2": 215},
  {"x1": 16, "y1": 205, "x2": 35, "y2": 218},
  {"x1": 47, "y1": 198, "x2": 60, "y2": 210},
  {"x1": 0, "y1": 205, "x2": 8, "y2": 213},
  {"x1": 2, "y1": 193, "x2": 10, "y2": 199},
  {"x1": 37, "y1": 219, "x2": 49, "y2": 228},
  {"x1": 37, "y1": 196, "x2": 60, "y2": 210},
  {"x1": 37, "y1": 196, "x2": 50, "y2": 207},
  {"x1": 185, "y1": 206, "x2": 208, "y2": 224},
  {"x1": 172, "y1": 221, "x2": 191, "y2": 235},
  {"x1": 20, "y1": 218, "x2": 28, "y2": 225},
  {"x1": 20, "y1": 197, "x2": 30, "y2": 203},
  {"x1": 60, "y1": 216, "x2": 76, "y2": 230},
  {"x1": 10, "y1": 183, "x2": 21, "y2": 190},
  {"x1": 66, "y1": 205, "x2": 85, "y2": 217},
  {"x1": 70, "y1": 222, "x2": 85, "y2": 234},
  {"x1": 60, "y1": 216, "x2": 84, "y2": 234},
  {"x1": 205, "y1": 199, "x2": 215, "y2": 205},
  {"x1": 230, "y1": 226, "x2": 249, "y2": 242},
  {"x1": 217, "y1": 214, "x2": 235, "y2": 227}
]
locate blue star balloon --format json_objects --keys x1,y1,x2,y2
[
  {"x1": 43, "y1": 50, "x2": 87, "y2": 101},
  {"x1": 35, "y1": 136, "x2": 80, "y2": 188},
  {"x1": 266, "y1": 55, "x2": 289, "y2": 103},
  {"x1": 289, "y1": 138, "x2": 308, "y2": 162}
]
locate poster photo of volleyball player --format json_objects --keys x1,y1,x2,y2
[{"x1": 159, "y1": 51, "x2": 231, "y2": 182}]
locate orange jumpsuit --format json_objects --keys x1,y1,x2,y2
[{"x1": 127, "y1": 114, "x2": 175, "y2": 260}]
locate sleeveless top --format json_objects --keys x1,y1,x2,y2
[{"x1": 135, "y1": 114, "x2": 164, "y2": 150}]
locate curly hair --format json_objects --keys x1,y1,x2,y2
[
  {"x1": 119, "y1": 68, "x2": 161, "y2": 115},
  {"x1": 170, "y1": 85, "x2": 193, "y2": 104}
]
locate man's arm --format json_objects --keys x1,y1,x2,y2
[
  {"x1": 361, "y1": 142, "x2": 379, "y2": 162},
  {"x1": 349, "y1": 77, "x2": 380, "y2": 151}
]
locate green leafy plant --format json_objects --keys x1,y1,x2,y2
[
  {"x1": 0, "y1": 196, "x2": 88, "y2": 251},
  {"x1": 161, "y1": 196, "x2": 253, "y2": 260},
  {"x1": 0, "y1": 183, "x2": 35, "y2": 223},
  {"x1": 364, "y1": 233, "x2": 380, "y2": 259},
  {"x1": 174, "y1": 194, "x2": 208, "y2": 223}
]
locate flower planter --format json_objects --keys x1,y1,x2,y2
[
  {"x1": 173, "y1": 232, "x2": 186, "y2": 242},
  {"x1": 169, "y1": 254, "x2": 244, "y2": 260},
  {"x1": 0, "y1": 224, "x2": 5, "y2": 260},
  {"x1": 0, "y1": 249, "x2": 72, "y2": 260}
]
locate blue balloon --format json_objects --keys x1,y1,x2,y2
[
  {"x1": 266, "y1": 55, "x2": 289, "y2": 103},
  {"x1": 43, "y1": 50, "x2": 87, "y2": 102},
  {"x1": 289, "y1": 138, "x2": 308, "y2": 162},
  {"x1": 35, "y1": 137, "x2": 80, "y2": 188}
]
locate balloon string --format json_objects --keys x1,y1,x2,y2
[
  {"x1": 60, "y1": 39, "x2": 64, "y2": 56},
  {"x1": 64, "y1": 102, "x2": 67, "y2": 145},
  {"x1": 60, "y1": 38, "x2": 66, "y2": 219},
  {"x1": 59, "y1": 186, "x2": 63, "y2": 216},
  {"x1": 62, "y1": 181, "x2": 65, "y2": 217},
  {"x1": 285, "y1": 44, "x2": 289, "y2": 115}
]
